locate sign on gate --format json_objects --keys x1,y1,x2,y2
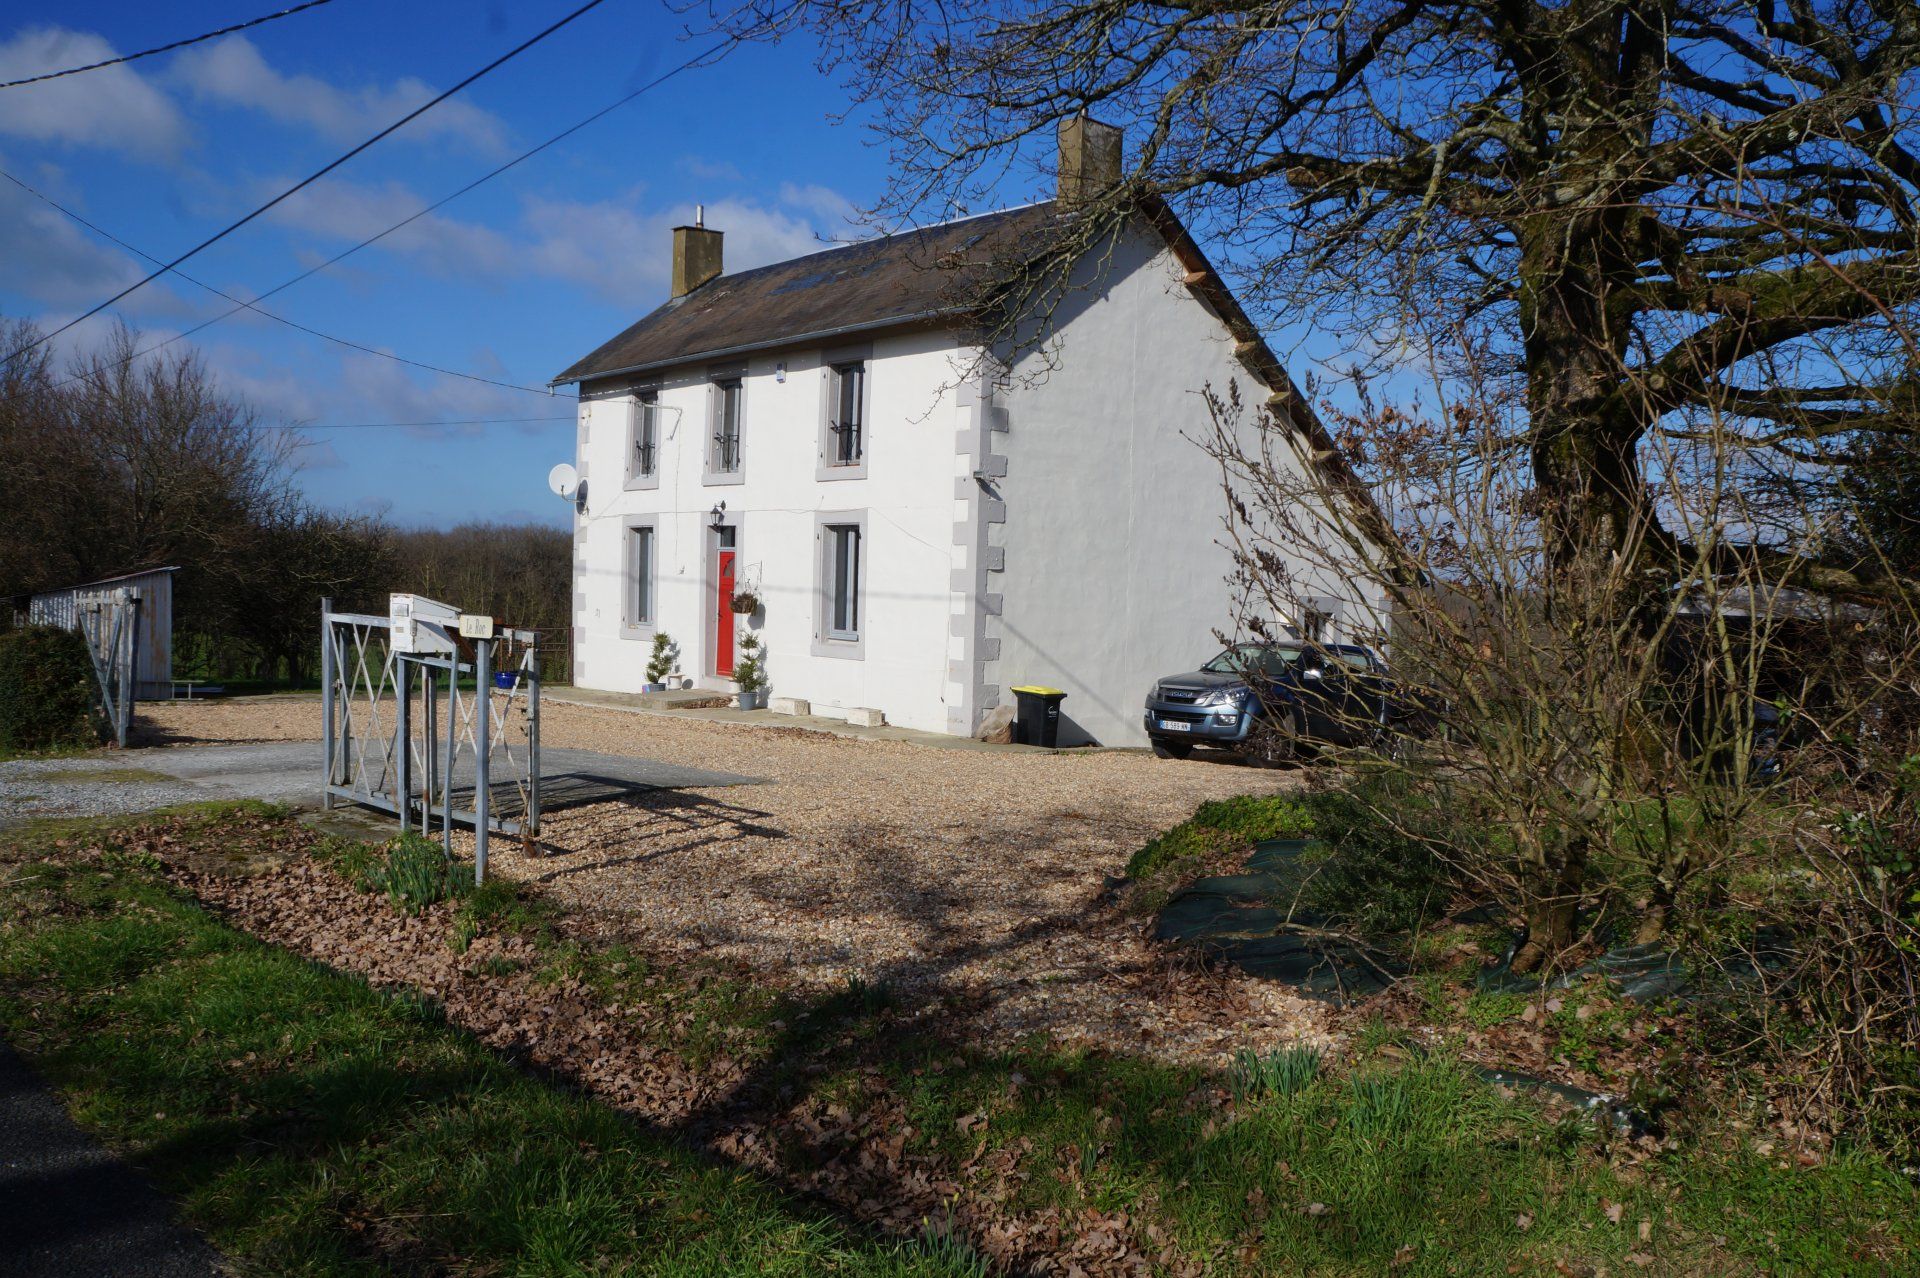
[{"x1": 321, "y1": 595, "x2": 541, "y2": 883}]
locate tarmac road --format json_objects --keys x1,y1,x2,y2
[{"x1": 0, "y1": 1041, "x2": 224, "y2": 1276}]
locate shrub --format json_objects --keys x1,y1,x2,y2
[
  {"x1": 645, "y1": 632, "x2": 677, "y2": 684},
  {"x1": 1127, "y1": 794, "x2": 1316, "y2": 878},
  {"x1": 0, "y1": 625, "x2": 105, "y2": 752},
  {"x1": 1291, "y1": 776, "x2": 1450, "y2": 935},
  {"x1": 1128, "y1": 775, "x2": 1457, "y2": 938}
]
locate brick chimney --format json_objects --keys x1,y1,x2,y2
[
  {"x1": 671, "y1": 207, "x2": 723, "y2": 298},
  {"x1": 1057, "y1": 116, "x2": 1122, "y2": 208}
]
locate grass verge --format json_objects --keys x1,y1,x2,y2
[
  {"x1": 0, "y1": 810, "x2": 982, "y2": 1277},
  {"x1": 4, "y1": 806, "x2": 1915, "y2": 1276}
]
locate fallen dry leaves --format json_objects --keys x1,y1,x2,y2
[
  {"x1": 141, "y1": 696, "x2": 1332, "y2": 1067},
  {"x1": 106, "y1": 810, "x2": 1199, "y2": 1275}
]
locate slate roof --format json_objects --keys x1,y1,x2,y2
[{"x1": 552, "y1": 202, "x2": 1061, "y2": 385}]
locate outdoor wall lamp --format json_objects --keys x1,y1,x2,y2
[{"x1": 708, "y1": 501, "x2": 727, "y2": 528}]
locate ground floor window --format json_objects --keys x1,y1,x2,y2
[
  {"x1": 813, "y1": 513, "x2": 865, "y2": 653},
  {"x1": 626, "y1": 523, "x2": 655, "y2": 628},
  {"x1": 828, "y1": 524, "x2": 860, "y2": 638}
]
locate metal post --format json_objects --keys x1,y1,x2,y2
[
  {"x1": 423, "y1": 668, "x2": 437, "y2": 836},
  {"x1": 114, "y1": 592, "x2": 134, "y2": 748},
  {"x1": 443, "y1": 667, "x2": 457, "y2": 860},
  {"x1": 395, "y1": 658, "x2": 411, "y2": 834},
  {"x1": 526, "y1": 638, "x2": 541, "y2": 839},
  {"x1": 126, "y1": 590, "x2": 142, "y2": 713},
  {"x1": 319, "y1": 598, "x2": 334, "y2": 807},
  {"x1": 474, "y1": 637, "x2": 490, "y2": 884}
]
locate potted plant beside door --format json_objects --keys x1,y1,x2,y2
[
  {"x1": 732, "y1": 633, "x2": 768, "y2": 709},
  {"x1": 643, "y1": 632, "x2": 677, "y2": 693}
]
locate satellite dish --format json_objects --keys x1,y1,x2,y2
[{"x1": 547, "y1": 462, "x2": 579, "y2": 499}]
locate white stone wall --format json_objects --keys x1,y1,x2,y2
[
  {"x1": 989, "y1": 221, "x2": 1378, "y2": 747},
  {"x1": 571, "y1": 328, "x2": 973, "y2": 732}
]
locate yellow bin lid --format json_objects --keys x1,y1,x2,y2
[{"x1": 1010, "y1": 685, "x2": 1066, "y2": 697}]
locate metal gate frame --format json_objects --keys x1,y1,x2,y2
[
  {"x1": 75, "y1": 588, "x2": 140, "y2": 748},
  {"x1": 320, "y1": 598, "x2": 540, "y2": 881}
]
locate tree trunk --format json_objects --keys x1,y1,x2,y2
[
  {"x1": 1520, "y1": 219, "x2": 1647, "y2": 573},
  {"x1": 1510, "y1": 829, "x2": 1592, "y2": 974}
]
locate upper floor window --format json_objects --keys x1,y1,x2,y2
[
  {"x1": 629, "y1": 390, "x2": 659, "y2": 484},
  {"x1": 827, "y1": 362, "x2": 865, "y2": 467},
  {"x1": 712, "y1": 377, "x2": 743, "y2": 474}
]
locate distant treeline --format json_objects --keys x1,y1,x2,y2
[
  {"x1": 391, "y1": 521, "x2": 573, "y2": 656},
  {"x1": 1, "y1": 317, "x2": 570, "y2": 686}
]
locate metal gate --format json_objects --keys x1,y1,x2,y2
[
  {"x1": 320, "y1": 596, "x2": 541, "y2": 881},
  {"x1": 75, "y1": 588, "x2": 140, "y2": 748}
]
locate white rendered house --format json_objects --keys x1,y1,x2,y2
[{"x1": 553, "y1": 120, "x2": 1380, "y2": 746}]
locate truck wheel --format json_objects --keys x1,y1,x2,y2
[
  {"x1": 1152, "y1": 738, "x2": 1194, "y2": 760},
  {"x1": 1371, "y1": 723, "x2": 1412, "y2": 763},
  {"x1": 1247, "y1": 709, "x2": 1302, "y2": 768}
]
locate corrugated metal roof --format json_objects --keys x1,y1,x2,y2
[
  {"x1": 552, "y1": 203, "x2": 1060, "y2": 385},
  {"x1": 30, "y1": 565, "x2": 181, "y2": 597}
]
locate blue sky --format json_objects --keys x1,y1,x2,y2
[{"x1": 1, "y1": 0, "x2": 1039, "y2": 528}]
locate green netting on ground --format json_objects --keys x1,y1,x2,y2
[
  {"x1": 1477, "y1": 928, "x2": 1794, "y2": 1003},
  {"x1": 1152, "y1": 838, "x2": 1404, "y2": 1005}
]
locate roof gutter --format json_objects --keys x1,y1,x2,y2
[{"x1": 549, "y1": 308, "x2": 959, "y2": 388}]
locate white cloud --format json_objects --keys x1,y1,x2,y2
[
  {"x1": 267, "y1": 177, "x2": 516, "y2": 277},
  {"x1": 265, "y1": 177, "x2": 849, "y2": 304},
  {"x1": 777, "y1": 181, "x2": 858, "y2": 227},
  {"x1": 171, "y1": 36, "x2": 508, "y2": 154},
  {"x1": 520, "y1": 194, "x2": 837, "y2": 301},
  {"x1": 0, "y1": 165, "x2": 207, "y2": 322},
  {"x1": 0, "y1": 27, "x2": 188, "y2": 157},
  {"x1": 0, "y1": 170, "x2": 143, "y2": 304},
  {"x1": 332, "y1": 348, "x2": 535, "y2": 433}
]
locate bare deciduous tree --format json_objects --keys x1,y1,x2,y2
[{"x1": 719, "y1": 0, "x2": 1920, "y2": 596}]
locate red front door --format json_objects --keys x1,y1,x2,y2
[{"x1": 715, "y1": 548, "x2": 736, "y2": 677}]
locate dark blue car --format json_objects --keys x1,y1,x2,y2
[{"x1": 1144, "y1": 641, "x2": 1403, "y2": 764}]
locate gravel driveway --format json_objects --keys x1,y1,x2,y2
[
  {"x1": 0, "y1": 758, "x2": 207, "y2": 828},
  {"x1": 134, "y1": 696, "x2": 1330, "y2": 1062}
]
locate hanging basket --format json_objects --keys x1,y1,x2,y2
[{"x1": 729, "y1": 590, "x2": 760, "y2": 615}]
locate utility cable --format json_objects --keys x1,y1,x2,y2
[
  {"x1": 2, "y1": 168, "x2": 571, "y2": 398},
  {"x1": 255, "y1": 416, "x2": 572, "y2": 430},
  {"x1": 1, "y1": 0, "x2": 612, "y2": 367},
  {"x1": 0, "y1": 0, "x2": 339, "y2": 89},
  {"x1": 23, "y1": 6, "x2": 786, "y2": 395}
]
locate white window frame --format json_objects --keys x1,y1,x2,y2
[
  {"x1": 623, "y1": 521, "x2": 657, "y2": 635},
  {"x1": 1298, "y1": 596, "x2": 1342, "y2": 643},
  {"x1": 704, "y1": 368, "x2": 746, "y2": 485},
  {"x1": 624, "y1": 388, "x2": 661, "y2": 491},
  {"x1": 812, "y1": 509, "x2": 867, "y2": 659},
  {"x1": 816, "y1": 346, "x2": 871, "y2": 481}
]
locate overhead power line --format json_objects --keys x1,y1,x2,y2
[
  {"x1": 260, "y1": 416, "x2": 572, "y2": 430},
  {"x1": 0, "y1": 0, "x2": 340, "y2": 90},
  {"x1": 22, "y1": 7, "x2": 789, "y2": 396},
  {"x1": 3, "y1": 168, "x2": 571, "y2": 399},
  {"x1": 1, "y1": 0, "x2": 612, "y2": 368}
]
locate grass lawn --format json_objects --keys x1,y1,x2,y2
[
  {"x1": 0, "y1": 811, "x2": 982, "y2": 1277},
  {"x1": 1, "y1": 805, "x2": 1914, "y2": 1276}
]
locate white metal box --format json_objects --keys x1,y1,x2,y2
[{"x1": 389, "y1": 593, "x2": 459, "y2": 655}]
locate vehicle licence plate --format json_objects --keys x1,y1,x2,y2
[{"x1": 1159, "y1": 719, "x2": 1191, "y2": 732}]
